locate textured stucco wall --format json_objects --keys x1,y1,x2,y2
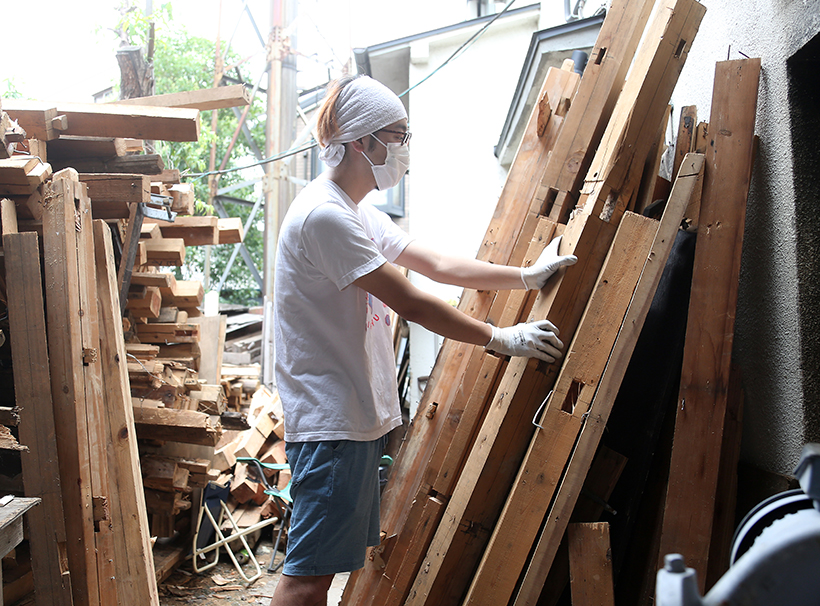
[{"x1": 670, "y1": 0, "x2": 820, "y2": 473}]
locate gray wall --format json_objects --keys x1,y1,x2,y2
[{"x1": 670, "y1": 0, "x2": 820, "y2": 473}]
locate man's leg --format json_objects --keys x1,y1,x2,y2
[{"x1": 270, "y1": 573, "x2": 334, "y2": 606}]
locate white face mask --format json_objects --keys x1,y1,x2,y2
[{"x1": 362, "y1": 135, "x2": 410, "y2": 191}]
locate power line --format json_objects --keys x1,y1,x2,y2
[{"x1": 186, "y1": 0, "x2": 518, "y2": 180}]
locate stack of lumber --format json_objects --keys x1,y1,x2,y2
[
  {"x1": 0, "y1": 86, "x2": 253, "y2": 603},
  {"x1": 340, "y1": 0, "x2": 761, "y2": 604}
]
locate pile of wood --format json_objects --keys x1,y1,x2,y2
[
  {"x1": 341, "y1": 0, "x2": 760, "y2": 604},
  {"x1": 0, "y1": 86, "x2": 254, "y2": 605}
]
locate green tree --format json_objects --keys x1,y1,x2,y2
[{"x1": 115, "y1": 1, "x2": 266, "y2": 307}]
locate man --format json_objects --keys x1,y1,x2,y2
[{"x1": 271, "y1": 75, "x2": 576, "y2": 606}]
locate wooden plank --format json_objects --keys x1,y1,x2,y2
[
  {"x1": 42, "y1": 171, "x2": 101, "y2": 606},
  {"x1": 672, "y1": 106, "x2": 698, "y2": 182},
  {"x1": 462, "y1": 211, "x2": 659, "y2": 606},
  {"x1": 145, "y1": 215, "x2": 219, "y2": 246},
  {"x1": 1, "y1": 197, "x2": 18, "y2": 236},
  {"x1": 131, "y1": 271, "x2": 176, "y2": 289},
  {"x1": 633, "y1": 105, "x2": 671, "y2": 215},
  {"x1": 568, "y1": 523, "x2": 615, "y2": 606},
  {"x1": 47, "y1": 136, "x2": 127, "y2": 160},
  {"x1": 161, "y1": 280, "x2": 204, "y2": 309},
  {"x1": 513, "y1": 154, "x2": 705, "y2": 606},
  {"x1": 93, "y1": 220, "x2": 160, "y2": 605},
  {"x1": 4, "y1": 231, "x2": 74, "y2": 606},
  {"x1": 127, "y1": 285, "x2": 162, "y2": 318},
  {"x1": 143, "y1": 237, "x2": 186, "y2": 266},
  {"x1": 111, "y1": 84, "x2": 251, "y2": 111},
  {"x1": 3, "y1": 100, "x2": 200, "y2": 142},
  {"x1": 80, "y1": 173, "x2": 151, "y2": 220},
  {"x1": 52, "y1": 153, "x2": 165, "y2": 175},
  {"x1": 132, "y1": 405, "x2": 221, "y2": 446},
  {"x1": 580, "y1": 0, "x2": 706, "y2": 224},
  {"x1": 217, "y1": 217, "x2": 244, "y2": 244},
  {"x1": 542, "y1": 0, "x2": 658, "y2": 223},
  {"x1": 73, "y1": 180, "x2": 120, "y2": 606},
  {"x1": 1, "y1": 103, "x2": 59, "y2": 140},
  {"x1": 658, "y1": 58, "x2": 761, "y2": 593}
]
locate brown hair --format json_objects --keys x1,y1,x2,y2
[{"x1": 316, "y1": 75, "x2": 358, "y2": 147}]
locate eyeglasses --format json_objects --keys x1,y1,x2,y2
[{"x1": 378, "y1": 128, "x2": 412, "y2": 146}]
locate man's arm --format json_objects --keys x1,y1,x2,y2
[
  {"x1": 353, "y1": 261, "x2": 493, "y2": 346},
  {"x1": 395, "y1": 240, "x2": 524, "y2": 290},
  {"x1": 396, "y1": 238, "x2": 576, "y2": 292}
]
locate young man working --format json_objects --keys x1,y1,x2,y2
[{"x1": 271, "y1": 75, "x2": 577, "y2": 606}]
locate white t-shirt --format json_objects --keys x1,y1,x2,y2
[{"x1": 274, "y1": 177, "x2": 412, "y2": 442}]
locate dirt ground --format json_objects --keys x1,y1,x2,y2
[{"x1": 158, "y1": 533, "x2": 349, "y2": 606}]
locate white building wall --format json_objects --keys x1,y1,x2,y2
[
  {"x1": 669, "y1": 0, "x2": 820, "y2": 473},
  {"x1": 404, "y1": 9, "x2": 542, "y2": 417}
]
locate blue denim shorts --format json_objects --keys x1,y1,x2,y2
[{"x1": 282, "y1": 436, "x2": 387, "y2": 576}]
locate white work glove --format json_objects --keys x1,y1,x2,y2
[
  {"x1": 485, "y1": 320, "x2": 564, "y2": 363},
  {"x1": 520, "y1": 235, "x2": 578, "y2": 290}
]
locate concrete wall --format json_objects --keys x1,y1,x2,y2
[
  {"x1": 669, "y1": 0, "x2": 820, "y2": 473},
  {"x1": 405, "y1": 9, "x2": 541, "y2": 415}
]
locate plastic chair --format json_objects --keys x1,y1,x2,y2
[
  {"x1": 190, "y1": 480, "x2": 279, "y2": 583},
  {"x1": 235, "y1": 457, "x2": 293, "y2": 573}
]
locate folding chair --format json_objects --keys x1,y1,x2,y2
[
  {"x1": 190, "y1": 480, "x2": 279, "y2": 583},
  {"x1": 235, "y1": 457, "x2": 293, "y2": 573}
]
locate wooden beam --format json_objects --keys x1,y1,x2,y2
[
  {"x1": 143, "y1": 238, "x2": 186, "y2": 266},
  {"x1": 568, "y1": 523, "x2": 615, "y2": 606},
  {"x1": 580, "y1": 0, "x2": 706, "y2": 224},
  {"x1": 144, "y1": 215, "x2": 219, "y2": 246},
  {"x1": 111, "y1": 84, "x2": 251, "y2": 111},
  {"x1": 658, "y1": 58, "x2": 761, "y2": 594},
  {"x1": 542, "y1": 0, "x2": 658, "y2": 223},
  {"x1": 2, "y1": 100, "x2": 200, "y2": 142},
  {"x1": 4, "y1": 230, "x2": 74, "y2": 606},
  {"x1": 42, "y1": 171, "x2": 101, "y2": 606},
  {"x1": 52, "y1": 153, "x2": 165, "y2": 175},
  {"x1": 80, "y1": 173, "x2": 151, "y2": 219},
  {"x1": 132, "y1": 405, "x2": 222, "y2": 446},
  {"x1": 47, "y1": 136, "x2": 128, "y2": 160}
]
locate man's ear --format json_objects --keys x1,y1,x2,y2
[{"x1": 349, "y1": 138, "x2": 366, "y2": 153}]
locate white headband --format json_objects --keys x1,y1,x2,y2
[{"x1": 318, "y1": 76, "x2": 408, "y2": 167}]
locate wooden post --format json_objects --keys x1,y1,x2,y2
[
  {"x1": 657, "y1": 58, "x2": 761, "y2": 594},
  {"x1": 94, "y1": 220, "x2": 160, "y2": 605},
  {"x1": 42, "y1": 172, "x2": 100, "y2": 606}
]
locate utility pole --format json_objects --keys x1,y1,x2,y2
[{"x1": 262, "y1": 0, "x2": 298, "y2": 387}]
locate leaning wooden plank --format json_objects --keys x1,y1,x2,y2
[
  {"x1": 42, "y1": 171, "x2": 101, "y2": 606},
  {"x1": 111, "y1": 84, "x2": 251, "y2": 111},
  {"x1": 4, "y1": 230, "x2": 74, "y2": 606},
  {"x1": 2, "y1": 100, "x2": 200, "y2": 142},
  {"x1": 580, "y1": 0, "x2": 706, "y2": 224},
  {"x1": 568, "y1": 523, "x2": 615, "y2": 606},
  {"x1": 93, "y1": 219, "x2": 161, "y2": 605},
  {"x1": 132, "y1": 405, "x2": 222, "y2": 446},
  {"x1": 541, "y1": 0, "x2": 657, "y2": 223},
  {"x1": 511, "y1": 154, "x2": 706, "y2": 606},
  {"x1": 461, "y1": 211, "x2": 659, "y2": 606},
  {"x1": 73, "y1": 179, "x2": 119, "y2": 606},
  {"x1": 657, "y1": 58, "x2": 761, "y2": 593}
]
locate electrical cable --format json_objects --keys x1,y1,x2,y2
[{"x1": 185, "y1": 0, "x2": 518, "y2": 180}]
